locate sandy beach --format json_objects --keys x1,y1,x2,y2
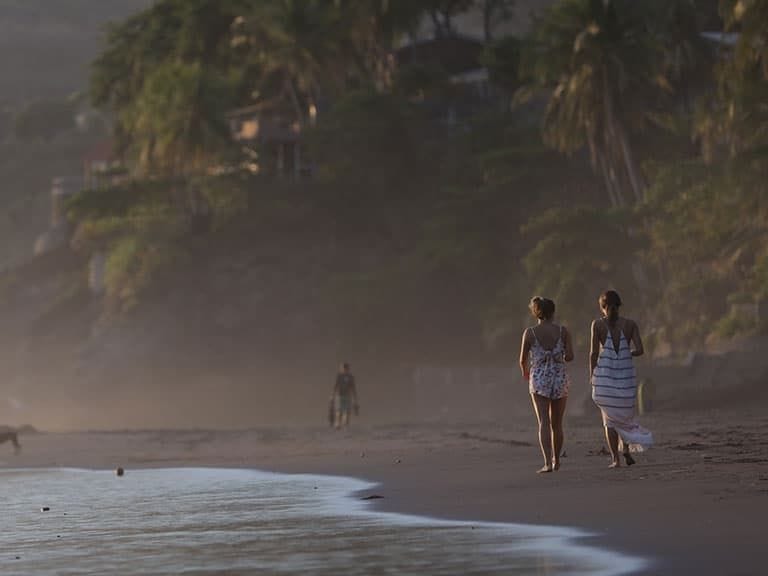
[{"x1": 2, "y1": 404, "x2": 766, "y2": 576}]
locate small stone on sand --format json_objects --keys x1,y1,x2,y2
[
  {"x1": 40, "y1": 507, "x2": 50, "y2": 512},
  {"x1": 116, "y1": 467, "x2": 124, "y2": 477}
]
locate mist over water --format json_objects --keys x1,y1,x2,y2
[{"x1": 1, "y1": 468, "x2": 645, "y2": 575}]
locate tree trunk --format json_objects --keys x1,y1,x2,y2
[
  {"x1": 483, "y1": 2, "x2": 492, "y2": 43},
  {"x1": 602, "y1": 66, "x2": 644, "y2": 204},
  {"x1": 606, "y1": 157, "x2": 627, "y2": 207},
  {"x1": 602, "y1": 70, "x2": 633, "y2": 207},
  {"x1": 596, "y1": 150, "x2": 621, "y2": 208},
  {"x1": 441, "y1": 10, "x2": 453, "y2": 35},
  {"x1": 284, "y1": 73, "x2": 305, "y2": 127},
  {"x1": 588, "y1": 126, "x2": 624, "y2": 208},
  {"x1": 618, "y1": 123, "x2": 644, "y2": 203},
  {"x1": 430, "y1": 11, "x2": 444, "y2": 36}
]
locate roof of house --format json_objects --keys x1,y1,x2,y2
[
  {"x1": 700, "y1": 31, "x2": 739, "y2": 47},
  {"x1": 82, "y1": 140, "x2": 116, "y2": 165}
]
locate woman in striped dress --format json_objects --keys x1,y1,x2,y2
[
  {"x1": 590, "y1": 290, "x2": 653, "y2": 468},
  {"x1": 520, "y1": 297, "x2": 574, "y2": 473}
]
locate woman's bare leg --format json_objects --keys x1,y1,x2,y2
[
  {"x1": 531, "y1": 394, "x2": 553, "y2": 473},
  {"x1": 550, "y1": 397, "x2": 567, "y2": 470},
  {"x1": 605, "y1": 426, "x2": 621, "y2": 467},
  {"x1": 621, "y1": 438, "x2": 635, "y2": 465}
]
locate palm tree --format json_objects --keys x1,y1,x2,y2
[
  {"x1": 92, "y1": 0, "x2": 243, "y2": 176},
  {"x1": 235, "y1": 1, "x2": 342, "y2": 124},
  {"x1": 710, "y1": 0, "x2": 768, "y2": 157},
  {"x1": 129, "y1": 61, "x2": 233, "y2": 177},
  {"x1": 423, "y1": 0, "x2": 474, "y2": 37},
  {"x1": 482, "y1": 0, "x2": 516, "y2": 42},
  {"x1": 237, "y1": 0, "x2": 423, "y2": 124},
  {"x1": 523, "y1": 0, "x2": 663, "y2": 207}
]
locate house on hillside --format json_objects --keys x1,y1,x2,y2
[
  {"x1": 700, "y1": 31, "x2": 739, "y2": 55},
  {"x1": 410, "y1": 0, "x2": 557, "y2": 42},
  {"x1": 228, "y1": 35, "x2": 498, "y2": 179},
  {"x1": 82, "y1": 140, "x2": 126, "y2": 190},
  {"x1": 226, "y1": 4, "x2": 557, "y2": 179},
  {"x1": 34, "y1": 140, "x2": 126, "y2": 294},
  {"x1": 33, "y1": 176, "x2": 83, "y2": 256},
  {"x1": 227, "y1": 104, "x2": 310, "y2": 181},
  {"x1": 394, "y1": 34, "x2": 498, "y2": 124}
]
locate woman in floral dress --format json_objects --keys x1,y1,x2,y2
[{"x1": 519, "y1": 297, "x2": 574, "y2": 473}]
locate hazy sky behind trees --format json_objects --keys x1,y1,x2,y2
[{"x1": 0, "y1": 0, "x2": 151, "y2": 103}]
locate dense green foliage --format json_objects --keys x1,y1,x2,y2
[{"x1": 72, "y1": 0, "x2": 768, "y2": 361}]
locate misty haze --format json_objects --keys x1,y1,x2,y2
[{"x1": 1, "y1": 1, "x2": 766, "y2": 575}]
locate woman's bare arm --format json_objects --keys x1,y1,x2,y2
[
  {"x1": 563, "y1": 326, "x2": 574, "y2": 362},
  {"x1": 589, "y1": 320, "x2": 600, "y2": 376},
  {"x1": 630, "y1": 320, "x2": 644, "y2": 357},
  {"x1": 519, "y1": 329, "x2": 531, "y2": 379}
]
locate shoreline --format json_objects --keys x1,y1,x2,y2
[
  {"x1": 1, "y1": 463, "x2": 649, "y2": 576},
  {"x1": 3, "y1": 467, "x2": 644, "y2": 576},
  {"x1": 2, "y1": 408, "x2": 766, "y2": 575}
]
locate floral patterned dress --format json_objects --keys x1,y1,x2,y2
[{"x1": 528, "y1": 326, "x2": 570, "y2": 399}]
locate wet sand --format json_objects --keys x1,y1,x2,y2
[{"x1": 2, "y1": 407, "x2": 766, "y2": 575}]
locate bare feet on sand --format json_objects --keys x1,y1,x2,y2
[{"x1": 537, "y1": 465, "x2": 553, "y2": 474}]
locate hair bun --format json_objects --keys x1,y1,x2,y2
[{"x1": 529, "y1": 296, "x2": 555, "y2": 320}]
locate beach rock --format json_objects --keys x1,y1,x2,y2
[
  {"x1": 40, "y1": 507, "x2": 50, "y2": 512},
  {"x1": 394, "y1": 458, "x2": 401, "y2": 464},
  {"x1": 116, "y1": 467, "x2": 124, "y2": 477}
]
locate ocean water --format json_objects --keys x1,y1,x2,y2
[{"x1": 0, "y1": 468, "x2": 646, "y2": 575}]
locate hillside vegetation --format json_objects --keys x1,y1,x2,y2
[{"x1": 2, "y1": 0, "x2": 767, "y2": 429}]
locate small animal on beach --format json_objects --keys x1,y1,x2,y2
[{"x1": 0, "y1": 428, "x2": 21, "y2": 454}]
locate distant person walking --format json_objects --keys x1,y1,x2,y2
[
  {"x1": 520, "y1": 297, "x2": 574, "y2": 473},
  {"x1": 590, "y1": 290, "x2": 653, "y2": 468},
  {"x1": 331, "y1": 363, "x2": 359, "y2": 429},
  {"x1": 0, "y1": 427, "x2": 21, "y2": 455}
]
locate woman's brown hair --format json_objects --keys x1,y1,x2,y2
[
  {"x1": 529, "y1": 296, "x2": 555, "y2": 320},
  {"x1": 599, "y1": 290, "x2": 622, "y2": 321}
]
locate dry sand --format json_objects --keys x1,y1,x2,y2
[{"x1": 2, "y1": 406, "x2": 766, "y2": 575}]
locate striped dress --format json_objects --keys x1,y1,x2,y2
[{"x1": 591, "y1": 323, "x2": 653, "y2": 450}]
